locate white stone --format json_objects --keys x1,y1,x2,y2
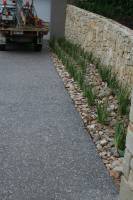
[
  {"x1": 112, "y1": 159, "x2": 123, "y2": 169},
  {"x1": 128, "y1": 170, "x2": 133, "y2": 190},
  {"x1": 100, "y1": 139, "x2": 108, "y2": 146},
  {"x1": 87, "y1": 124, "x2": 96, "y2": 130},
  {"x1": 113, "y1": 166, "x2": 123, "y2": 174},
  {"x1": 99, "y1": 131, "x2": 104, "y2": 135},
  {"x1": 119, "y1": 176, "x2": 133, "y2": 200},
  {"x1": 130, "y1": 91, "x2": 133, "y2": 123},
  {"x1": 123, "y1": 149, "x2": 132, "y2": 179},
  {"x1": 130, "y1": 158, "x2": 133, "y2": 170},
  {"x1": 96, "y1": 144, "x2": 102, "y2": 151},
  {"x1": 126, "y1": 131, "x2": 133, "y2": 155}
]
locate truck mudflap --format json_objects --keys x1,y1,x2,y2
[
  {"x1": 36, "y1": 32, "x2": 43, "y2": 45},
  {"x1": 0, "y1": 33, "x2": 6, "y2": 44}
]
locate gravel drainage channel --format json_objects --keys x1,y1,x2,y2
[{"x1": 50, "y1": 40, "x2": 130, "y2": 189}]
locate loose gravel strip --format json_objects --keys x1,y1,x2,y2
[{"x1": 51, "y1": 52, "x2": 126, "y2": 188}]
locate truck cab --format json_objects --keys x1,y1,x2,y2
[{"x1": 0, "y1": 4, "x2": 17, "y2": 26}]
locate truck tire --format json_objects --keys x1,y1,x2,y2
[
  {"x1": 34, "y1": 44, "x2": 42, "y2": 52},
  {"x1": 0, "y1": 44, "x2": 6, "y2": 51}
]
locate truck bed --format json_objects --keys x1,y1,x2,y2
[{"x1": 0, "y1": 22, "x2": 49, "y2": 34}]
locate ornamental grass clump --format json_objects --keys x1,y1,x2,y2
[
  {"x1": 83, "y1": 85, "x2": 96, "y2": 106},
  {"x1": 117, "y1": 86, "x2": 130, "y2": 116},
  {"x1": 98, "y1": 66, "x2": 112, "y2": 83},
  {"x1": 50, "y1": 38, "x2": 130, "y2": 156},
  {"x1": 76, "y1": 71, "x2": 84, "y2": 89},
  {"x1": 114, "y1": 121, "x2": 126, "y2": 157},
  {"x1": 57, "y1": 38, "x2": 87, "y2": 73},
  {"x1": 107, "y1": 73, "x2": 119, "y2": 93},
  {"x1": 96, "y1": 102, "x2": 109, "y2": 125},
  {"x1": 66, "y1": 62, "x2": 75, "y2": 77}
]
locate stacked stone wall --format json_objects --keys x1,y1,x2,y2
[
  {"x1": 65, "y1": 5, "x2": 133, "y2": 199},
  {"x1": 65, "y1": 5, "x2": 133, "y2": 87}
]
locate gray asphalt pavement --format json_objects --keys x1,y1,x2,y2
[{"x1": 0, "y1": 43, "x2": 118, "y2": 200}]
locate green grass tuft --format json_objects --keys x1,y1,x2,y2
[
  {"x1": 117, "y1": 86, "x2": 131, "y2": 115},
  {"x1": 114, "y1": 121, "x2": 126, "y2": 157},
  {"x1": 96, "y1": 102, "x2": 109, "y2": 125},
  {"x1": 83, "y1": 85, "x2": 96, "y2": 106}
]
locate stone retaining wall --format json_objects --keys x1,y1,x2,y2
[
  {"x1": 119, "y1": 91, "x2": 133, "y2": 200},
  {"x1": 65, "y1": 5, "x2": 133, "y2": 87}
]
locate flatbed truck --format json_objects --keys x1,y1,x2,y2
[{"x1": 0, "y1": 0, "x2": 49, "y2": 51}]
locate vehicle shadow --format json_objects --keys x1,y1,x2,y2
[{"x1": 4, "y1": 39, "x2": 49, "y2": 54}]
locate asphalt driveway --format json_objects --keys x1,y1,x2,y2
[{"x1": 0, "y1": 43, "x2": 118, "y2": 200}]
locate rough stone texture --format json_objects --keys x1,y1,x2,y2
[
  {"x1": 129, "y1": 91, "x2": 133, "y2": 122},
  {"x1": 120, "y1": 90, "x2": 133, "y2": 199},
  {"x1": 119, "y1": 176, "x2": 133, "y2": 200},
  {"x1": 128, "y1": 170, "x2": 133, "y2": 189},
  {"x1": 126, "y1": 131, "x2": 133, "y2": 155},
  {"x1": 65, "y1": 5, "x2": 133, "y2": 87},
  {"x1": 123, "y1": 149, "x2": 132, "y2": 180},
  {"x1": 130, "y1": 158, "x2": 133, "y2": 170}
]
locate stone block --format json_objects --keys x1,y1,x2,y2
[
  {"x1": 129, "y1": 91, "x2": 133, "y2": 123},
  {"x1": 128, "y1": 170, "x2": 133, "y2": 190},
  {"x1": 130, "y1": 158, "x2": 133, "y2": 170},
  {"x1": 129, "y1": 116, "x2": 133, "y2": 127},
  {"x1": 119, "y1": 176, "x2": 133, "y2": 200},
  {"x1": 123, "y1": 149, "x2": 132, "y2": 179},
  {"x1": 126, "y1": 131, "x2": 133, "y2": 155}
]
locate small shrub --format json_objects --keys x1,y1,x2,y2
[
  {"x1": 96, "y1": 102, "x2": 109, "y2": 125},
  {"x1": 76, "y1": 0, "x2": 133, "y2": 22},
  {"x1": 114, "y1": 122, "x2": 126, "y2": 157}
]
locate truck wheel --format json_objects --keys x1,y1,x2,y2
[
  {"x1": 0, "y1": 44, "x2": 6, "y2": 51},
  {"x1": 34, "y1": 44, "x2": 42, "y2": 52}
]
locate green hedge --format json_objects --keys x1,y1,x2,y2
[{"x1": 76, "y1": 0, "x2": 133, "y2": 19}]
